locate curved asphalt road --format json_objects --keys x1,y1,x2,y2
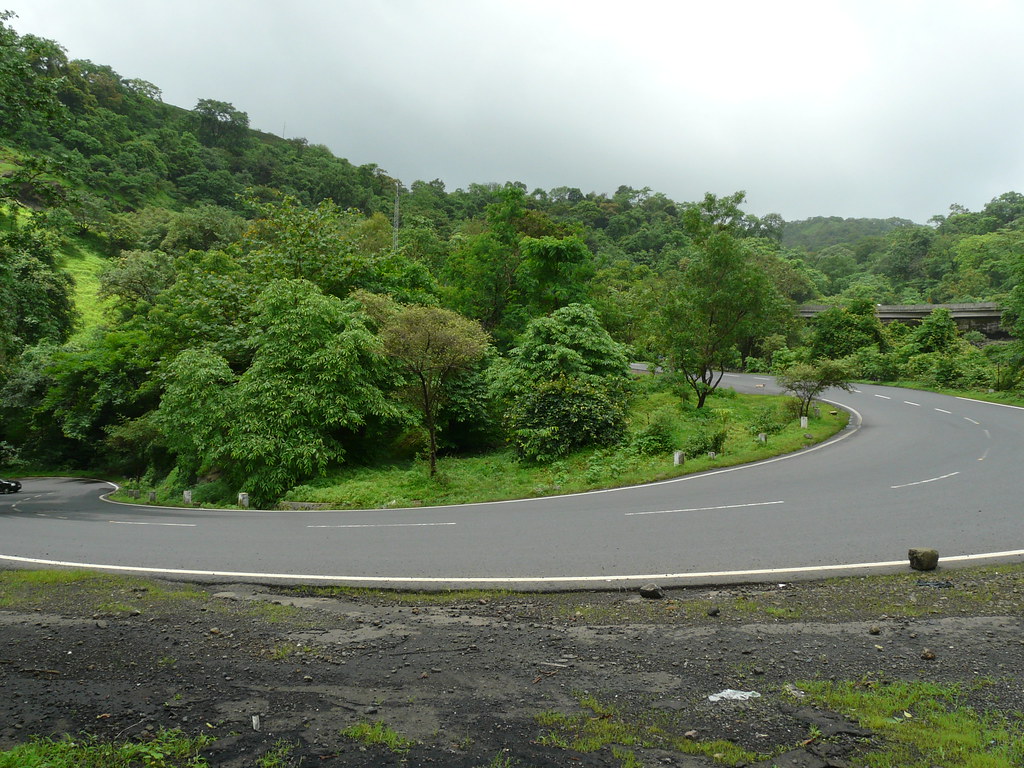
[{"x1": 1, "y1": 375, "x2": 1022, "y2": 588}]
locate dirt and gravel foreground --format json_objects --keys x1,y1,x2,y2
[{"x1": 1, "y1": 564, "x2": 1022, "y2": 767}]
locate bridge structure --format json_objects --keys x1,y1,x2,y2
[{"x1": 798, "y1": 302, "x2": 1007, "y2": 337}]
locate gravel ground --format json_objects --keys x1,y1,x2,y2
[{"x1": 1, "y1": 564, "x2": 1022, "y2": 766}]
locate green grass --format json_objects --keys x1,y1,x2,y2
[
  {"x1": 0, "y1": 569, "x2": 206, "y2": 612},
  {"x1": 801, "y1": 679, "x2": 1024, "y2": 767},
  {"x1": 341, "y1": 720, "x2": 416, "y2": 754},
  {"x1": 535, "y1": 692, "x2": 766, "y2": 766},
  {"x1": 281, "y1": 391, "x2": 848, "y2": 510},
  {"x1": 60, "y1": 233, "x2": 110, "y2": 339},
  {"x1": 0, "y1": 728, "x2": 212, "y2": 767},
  {"x1": 255, "y1": 739, "x2": 299, "y2": 768}
]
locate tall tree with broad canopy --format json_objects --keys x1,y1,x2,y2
[
  {"x1": 657, "y1": 231, "x2": 783, "y2": 408},
  {"x1": 379, "y1": 304, "x2": 490, "y2": 477}
]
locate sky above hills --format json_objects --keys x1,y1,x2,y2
[{"x1": 7, "y1": 0, "x2": 1023, "y2": 223}]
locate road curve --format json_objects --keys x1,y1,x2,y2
[{"x1": 2, "y1": 375, "x2": 1022, "y2": 588}]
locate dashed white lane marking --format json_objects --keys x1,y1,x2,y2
[
  {"x1": 625, "y1": 501, "x2": 784, "y2": 517},
  {"x1": 851, "y1": 389, "x2": 861, "y2": 393},
  {"x1": 753, "y1": 376, "x2": 771, "y2": 380},
  {"x1": 984, "y1": 429, "x2": 991, "y2": 439},
  {"x1": 875, "y1": 394, "x2": 891, "y2": 399},
  {"x1": 979, "y1": 448, "x2": 990, "y2": 462},
  {"x1": 306, "y1": 522, "x2": 456, "y2": 529},
  {"x1": 964, "y1": 417, "x2": 980, "y2": 425},
  {"x1": 934, "y1": 408, "x2": 952, "y2": 414},
  {"x1": 891, "y1": 471, "x2": 960, "y2": 489},
  {"x1": 3, "y1": 550, "x2": 1024, "y2": 585},
  {"x1": 904, "y1": 401, "x2": 921, "y2": 407},
  {"x1": 109, "y1": 521, "x2": 196, "y2": 527}
]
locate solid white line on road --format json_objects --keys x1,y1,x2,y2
[
  {"x1": 626, "y1": 501, "x2": 784, "y2": 517},
  {"x1": 874, "y1": 394, "x2": 891, "y2": 399},
  {"x1": 934, "y1": 408, "x2": 952, "y2": 414},
  {"x1": 964, "y1": 417, "x2": 980, "y2": 425},
  {"x1": 109, "y1": 521, "x2": 196, "y2": 527},
  {"x1": 891, "y1": 471, "x2": 959, "y2": 489},
  {"x1": 306, "y1": 522, "x2": 457, "y2": 529},
  {"x1": 4, "y1": 550, "x2": 1024, "y2": 585},
  {"x1": 904, "y1": 401, "x2": 921, "y2": 407}
]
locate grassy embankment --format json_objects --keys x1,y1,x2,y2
[{"x1": 279, "y1": 388, "x2": 848, "y2": 509}]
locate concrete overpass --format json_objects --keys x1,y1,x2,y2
[{"x1": 798, "y1": 302, "x2": 1006, "y2": 336}]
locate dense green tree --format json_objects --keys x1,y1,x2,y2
[
  {"x1": 808, "y1": 300, "x2": 887, "y2": 360},
  {"x1": 379, "y1": 304, "x2": 490, "y2": 476},
  {"x1": 491, "y1": 303, "x2": 631, "y2": 460},
  {"x1": 657, "y1": 232, "x2": 782, "y2": 407}
]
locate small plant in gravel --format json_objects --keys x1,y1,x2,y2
[
  {"x1": 341, "y1": 720, "x2": 416, "y2": 754},
  {"x1": 256, "y1": 739, "x2": 299, "y2": 768},
  {"x1": 535, "y1": 693, "x2": 765, "y2": 766}
]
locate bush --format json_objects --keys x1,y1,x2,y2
[
  {"x1": 746, "y1": 404, "x2": 786, "y2": 436},
  {"x1": 683, "y1": 427, "x2": 728, "y2": 458},
  {"x1": 506, "y1": 377, "x2": 628, "y2": 463},
  {"x1": 629, "y1": 409, "x2": 679, "y2": 455}
]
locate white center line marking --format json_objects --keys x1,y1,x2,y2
[
  {"x1": 964, "y1": 417, "x2": 980, "y2": 425},
  {"x1": 891, "y1": 472, "x2": 959, "y2": 489},
  {"x1": 934, "y1": 408, "x2": 951, "y2": 414},
  {"x1": 983, "y1": 429, "x2": 991, "y2": 439},
  {"x1": 904, "y1": 401, "x2": 921, "y2": 407},
  {"x1": 306, "y1": 522, "x2": 457, "y2": 529},
  {"x1": 109, "y1": 521, "x2": 196, "y2": 527},
  {"x1": 626, "y1": 501, "x2": 784, "y2": 517},
  {"x1": 754, "y1": 376, "x2": 771, "y2": 380},
  {"x1": 851, "y1": 389, "x2": 862, "y2": 393},
  {"x1": 979, "y1": 448, "x2": 990, "y2": 461},
  {"x1": 874, "y1": 394, "x2": 891, "y2": 399}
]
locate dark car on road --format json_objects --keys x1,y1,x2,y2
[{"x1": 0, "y1": 478, "x2": 21, "y2": 493}]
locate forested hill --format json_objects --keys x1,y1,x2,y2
[
  {"x1": 3, "y1": 11, "x2": 1024, "y2": 507},
  {"x1": 781, "y1": 216, "x2": 916, "y2": 252}
]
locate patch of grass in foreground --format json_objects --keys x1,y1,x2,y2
[
  {"x1": 341, "y1": 721, "x2": 416, "y2": 754},
  {"x1": 535, "y1": 693, "x2": 766, "y2": 766},
  {"x1": 285, "y1": 392, "x2": 848, "y2": 509},
  {"x1": 0, "y1": 728, "x2": 212, "y2": 767},
  {"x1": 0, "y1": 569, "x2": 206, "y2": 612},
  {"x1": 801, "y1": 679, "x2": 1024, "y2": 768}
]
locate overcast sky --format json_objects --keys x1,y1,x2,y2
[{"x1": 6, "y1": 1, "x2": 1023, "y2": 223}]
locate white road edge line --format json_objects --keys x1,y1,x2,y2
[
  {"x1": 626, "y1": 501, "x2": 784, "y2": 517},
  {"x1": 3, "y1": 550, "x2": 1023, "y2": 585},
  {"x1": 891, "y1": 471, "x2": 959, "y2": 489},
  {"x1": 109, "y1": 521, "x2": 197, "y2": 527},
  {"x1": 306, "y1": 522, "x2": 456, "y2": 529}
]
